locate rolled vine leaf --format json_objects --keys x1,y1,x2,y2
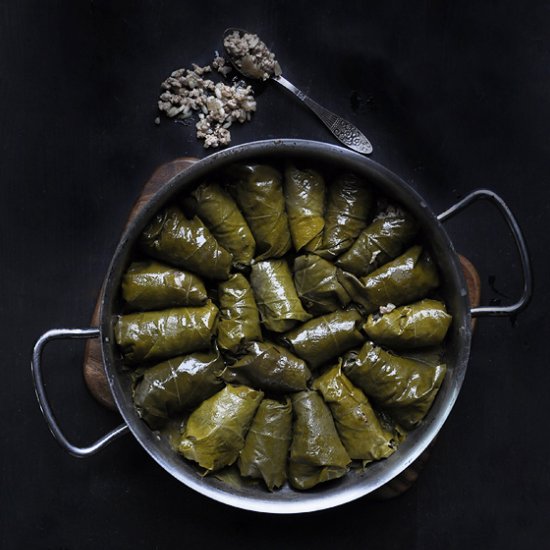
[
  {"x1": 293, "y1": 254, "x2": 350, "y2": 315},
  {"x1": 121, "y1": 260, "x2": 207, "y2": 311},
  {"x1": 222, "y1": 341, "x2": 311, "y2": 393},
  {"x1": 317, "y1": 172, "x2": 373, "y2": 260},
  {"x1": 133, "y1": 350, "x2": 225, "y2": 429},
  {"x1": 217, "y1": 273, "x2": 262, "y2": 353},
  {"x1": 281, "y1": 309, "x2": 365, "y2": 370},
  {"x1": 336, "y1": 206, "x2": 418, "y2": 277},
  {"x1": 284, "y1": 164, "x2": 325, "y2": 252},
  {"x1": 114, "y1": 301, "x2": 219, "y2": 365},
  {"x1": 239, "y1": 397, "x2": 293, "y2": 491},
  {"x1": 250, "y1": 259, "x2": 311, "y2": 332},
  {"x1": 313, "y1": 363, "x2": 397, "y2": 461},
  {"x1": 140, "y1": 205, "x2": 232, "y2": 280},
  {"x1": 178, "y1": 384, "x2": 264, "y2": 472},
  {"x1": 288, "y1": 390, "x2": 351, "y2": 490},
  {"x1": 226, "y1": 164, "x2": 291, "y2": 260},
  {"x1": 343, "y1": 340, "x2": 447, "y2": 429},
  {"x1": 188, "y1": 182, "x2": 256, "y2": 268},
  {"x1": 338, "y1": 245, "x2": 440, "y2": 312},
  {"x1": 363, "y1": 298, "x2": 452, "y2": 349}
]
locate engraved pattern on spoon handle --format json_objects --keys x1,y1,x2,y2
[{"x1": 274, "y1": 75, "x2": 373, "y2": 154}]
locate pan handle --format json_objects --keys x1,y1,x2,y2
[
  {"x1": 437, "y1": 189, "x2": 532, "y2": 318},
  {"x1": 31, "y1": 328, "x2": 129, "y2": 457}
]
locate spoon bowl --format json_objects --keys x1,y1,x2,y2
[{"x1": 223, "y1": 27, "x2": 281, "y2": 80}]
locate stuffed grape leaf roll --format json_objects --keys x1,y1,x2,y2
[
  {"x1": 139, "y1": 205, "x2": 232, "y2": 280},
  {"x1": 293, "y1": 254, "x2": 350, "y2": 316},
  {"x1": 188, "y1": 182, "x2": 256, "y2": 268},
  {"x1": 336, "y1": 206, "x2": 418, "y2": 277},
  {"x1": 364, "y1": 298, "x2": 452, "y2": 349},
  {"x1": 217, "y1": 274, "x2": 262, "y2": 353},
  {"x1": 133, "y1": 350, "x2": 225, "y2": 429},
  {"x1": 338, "y1": 245, "x2": 440, "y2": 313},
  {"x1": 238, "y1": 397, "x2": 293, "y2": 491},
  {"x1": 281, "y1": 309, "x2": 365, "y2": 370},
  {"x1": 312, "y1": 364, "x2": 396, "y2": 462},
  {"x1": 284, "y1": 165, "x2": 325, "y2": 252},
  {"x1": 114, "y1": 300, "x2": 219, "y2": 365},
  {"x1": 288, "y1": 390, "x2": 351, "y2": 490},
  {"x1": 121, "y1": 260, "x2": 207, "y2": 311},
  {"x1": 227, "y1": 164, "x2": 291, "y2": 260},
  {"x1": 222, "y1": 341, "x2": 311, "y2": 393},
  {"x1": 250, "y1": 259, "x2": 311, "y2": 332},
  {"x1": 343, "y1": 341, "x2": 447, "y2": 429},
  {"x1": 178, "y1": 384, "x2": 264, "y2": 471},
  {"x1": 317, "y1": 173, "x2": 373, "y2": 260}
]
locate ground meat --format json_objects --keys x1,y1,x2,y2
[
  {"x1": 223, "y1": 30, "x2": 281, "y2": 81},
  {"x1": 157, "y1": 58, "x2": 256, "y2": 148}
]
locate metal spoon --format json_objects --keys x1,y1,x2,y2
[{"x1": 223, "y1": 28, "x2": 373, "y2": 155}]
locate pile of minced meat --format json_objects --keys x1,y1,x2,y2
[{"x1": 157, "y1": 31, "x2": 280, "y2": 149}]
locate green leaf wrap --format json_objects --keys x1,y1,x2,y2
[
  {"x1": 343, "y1": 340, "x2": 447, "y2": 429},
  {"x1": 114, "y1": 300, "x2": 219, "y2": 365},
  {"x1": 217, "y1": 273, "x2": 262, "y2": 353},
  {"x1": 364, "y1": 298, "x2": 452, "y2": 349},
  {"x1": 312, "y1": 364, "x2": 397, "y2": 461},
  {"x1": 139, "y1": 205, "x2": 232, "y2": 280},
  {"x1": 318, "y1": 173, "x2": 373, "y2": 259},
  {"x1": 336, "y1": 207, "x2": 418, "y2": 277},
  {"x1": 250, "y1": 259, "x2": 311, "y2": 332},
  {"x1": 293, "y1": 254, "x2": 350, "y2": 315},
  {"x1": 288, "y1": 391, "x2": 350, "y2": 490},
  {"x1": 227, "y1": 164, "x2": 291, "y2": 260},
  {"x1": 121, "y1": 260, "x2": 207, "y2": 311},
  {"x1": 284, "y1": 165, "x2": 325, "y2": 252},
  {"x1": 189, "y1": 182, "x2": 256, "y2": 268},
  {"x1": 338, "y1": 245, "x2": 440, "y2": 312},
  {"x1": 281, "y1": 309, "x2": 365, "y2": 370},
  {"x1": 238, "y1": 397, "x2": 293, "y2": 491},
  {"x1": 222, "y1": 341, "x2": 311, "y2": 393},
  {"x1": 133, "y1": 350, "x2": 225, "y2": 428},
  {"x1": 178, "y1": 385, "x2": 264, "y2": 471}
]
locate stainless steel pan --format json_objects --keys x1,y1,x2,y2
[{"x1": 32, "y1": 139, "x2": 532, "y2": 513}]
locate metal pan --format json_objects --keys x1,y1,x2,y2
[{"x1": 31, "y1": 139, "x2": 532, "y2": 513}]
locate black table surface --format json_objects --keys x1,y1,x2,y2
[{"x1": 2, "y1": 1, "x2": 549, "y2": 548}]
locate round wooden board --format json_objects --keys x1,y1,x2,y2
[{"x1": 82, "y1": 157, "x2": 482, "y2": 496}]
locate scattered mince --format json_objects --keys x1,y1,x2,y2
[
  {"x1": 212, "y1": 53, "x2": 232, "y2": 77},
  {"x1": 157, "y1": 59, "x2": 256, "y2": 148},
  {"x1": 223, "y1": 30, "x2": 282, "y2": 80}
]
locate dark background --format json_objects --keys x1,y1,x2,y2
[{"x1": 2, "y1": 1, "x2": 549, "y2": 548}]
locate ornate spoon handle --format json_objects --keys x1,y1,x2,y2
[{"x1": 274, "y1": 75, "x2": 373, "y2": 154}]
